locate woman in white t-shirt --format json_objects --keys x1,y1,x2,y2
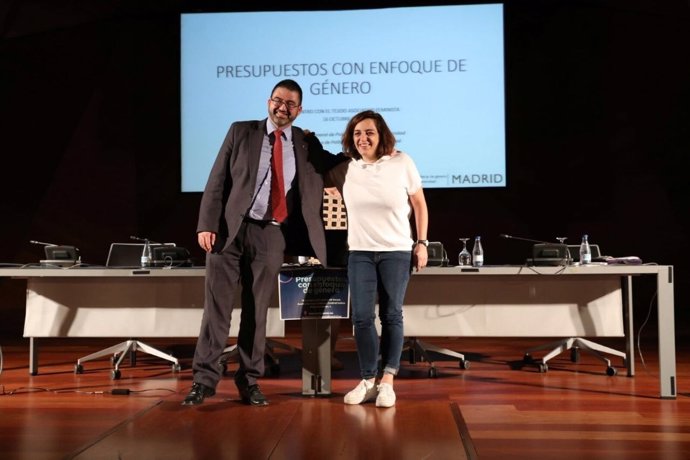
[{"x1": 328, "y1": 110, "x2": 429, "y2": 408}]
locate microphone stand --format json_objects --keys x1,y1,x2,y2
[{"x1": 500, "y1": 234, "x2": 571, "y2": 266}]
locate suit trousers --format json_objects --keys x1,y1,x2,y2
[{"x1": 191, "y1": 220, "x2": 286, "y2": 389}]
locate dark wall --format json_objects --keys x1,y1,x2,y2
[{"x1": 1, "y1": 1, "x2": 688, "y2": 339}]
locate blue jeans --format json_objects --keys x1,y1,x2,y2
[{"x1": 348, "y1": 251, "x2": 411, "y2": 379}]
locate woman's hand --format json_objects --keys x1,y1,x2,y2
[{"x1": 413, "y1": 243, "x2": 428, "y2": 271}]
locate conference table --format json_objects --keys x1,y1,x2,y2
[{"x1": 0, "y1": 263, "x2": 676, "y2": 399}]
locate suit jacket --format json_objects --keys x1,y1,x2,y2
[{"x1": 197, "y1": 119, "x2": 343, "y2": 266}]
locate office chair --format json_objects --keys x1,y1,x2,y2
[
  {"x1": 219, "y1": 192, "x2": 347, "y2": 376},
  {"x1": 74, "y1": 340, "x2": 180, "y2": 380},
  {"x1": 218, "y1": 340, "x2": 299, "y2": 377},
  {"x1": 521, "y1": 244, "x2": 627, "y2": 376},
  {"x1": 403, "y1": 338, "x2": 470, "y2": 378},
  {"x1": 522, "y1": 337, "x2": 625, "y2": 375},
  {"x1": 323, "y1": 192, "x2": 469, "y2": 378},
  {"x1": 73, "y1": 243, "x2": 182, "y2": 379},
  {"x1": 400, "y1": 241, "x2": 469, "y2": 377}
]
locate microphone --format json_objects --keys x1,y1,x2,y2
[
  {"x1": 130, "y1": 235, "x2": 162, "y2": 245},
  {"x1": 31, "y1": 240, "x2": 81, "y2": 266},
  {"x1": 30, "y1": 240, "x2": 58, "y2": 246},
  {"x1": 499, "y1": 234, "x2": 556, "y2": 245}
]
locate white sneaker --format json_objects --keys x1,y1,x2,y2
[
  {"x1": 375, "y1": 383, "x2": 396, "y2": 408},
  {"x1": 344, "y1": 379, "x2": 378, "y2": 405}
]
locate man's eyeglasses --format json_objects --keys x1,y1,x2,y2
[{"x1": 270, "y1": 97, "x2": 299, "y2": 109}]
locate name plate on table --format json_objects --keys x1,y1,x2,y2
[{"x1": 279, "y1": 267, "x2": 349, "y2": 320}]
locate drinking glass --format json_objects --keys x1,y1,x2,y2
[
  {"x1": 556, "y1": 236, "x2": 571, "y2": 265},
  {"x1": 458, "y1": 238, "x2": 471, "y2": 266}
]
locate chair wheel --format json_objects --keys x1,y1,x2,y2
[
  {"x1": 74, "y1": 364, "x2": 83, "y2": 374},
  {"x1": 606, "y1": 366, "x2": 617, "y2": 376},
  {"x1": 265, "y1": 363, "x2": 280, "y2": 377},
  {"x1": 111, "y1": 369, "x2": 121, "y2": 380},
  {"x1": 428, "y1": 367, "x2": 438, "y2": 378},
  {"x1": 538, "y1": 363, "x2": 548, "y2": 373},
  {"x1": 172, "y1": 363, "x2": 181, "y2": 373},
  {"x1": 570, "y1": 348, "x2": 580, "y2": 363},
  {"x1": 459, "y1": 359, "x2": 470, "y2": 370},
  {"x1": 523, "y1": 353, "x2": 534, "y2": 363}
]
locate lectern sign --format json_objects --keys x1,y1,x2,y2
[{"x1": 278, "y1": 268, "x2": 349, "y2": 320}]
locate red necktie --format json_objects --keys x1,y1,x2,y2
[{"x1": 270, "y1": 129, "x2": 287, "y2": 223}]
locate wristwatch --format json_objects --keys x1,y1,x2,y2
[{"x1": 415, "y1": 239, "x2": 429, "y2": 247}]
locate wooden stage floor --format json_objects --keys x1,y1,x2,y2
[{"x1": 0, "y1": 334, "x2": 688, "y2": 459}]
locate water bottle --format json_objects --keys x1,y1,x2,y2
[
  {"x1": 579, "y1": 234, "x2": 591, "y2": 265},
  {"x1": 140, "y1": 239, "x2": 152, "y2": 268},
  {"x1": 472, "y1": 236, "x2": 484, "y2": 267}
]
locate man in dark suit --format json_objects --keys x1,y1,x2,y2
[{"x1": 182, "y1": 79, "x2": 343, "y2": 406}]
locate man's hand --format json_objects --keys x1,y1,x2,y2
[
  {"x1": 324, "y1": 187, "x2": 341, "y2": 198},
  {"x1": 198, "y1": 231, "x2": 216, "y2": 253}
]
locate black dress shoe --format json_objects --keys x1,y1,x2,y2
[
  {"x1": 237, "y1": 384, "x2": 269, "y2": 406},
  {"x1": 182, "y1": 382, "x2": 215, "y2": 406}
]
